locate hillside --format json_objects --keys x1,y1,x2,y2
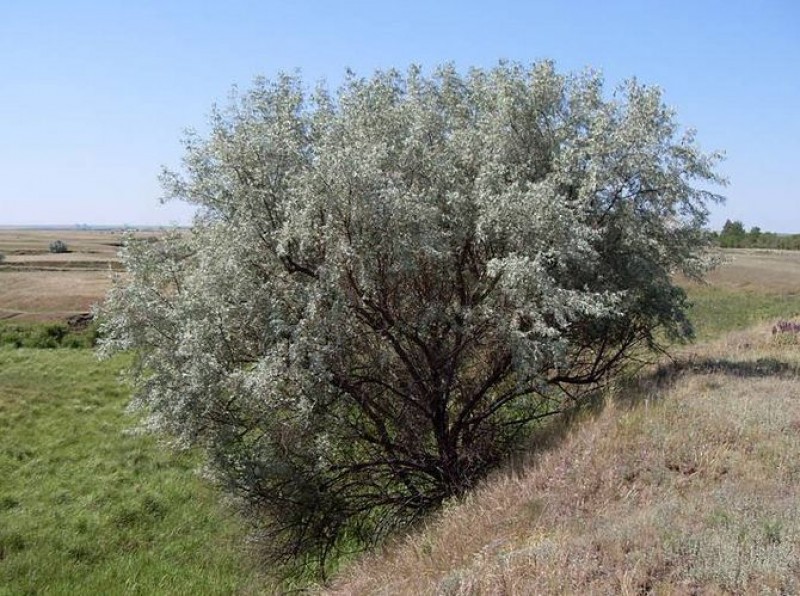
[{"x1": 325, "y1": 325, "x2": 800, "y2": 594}]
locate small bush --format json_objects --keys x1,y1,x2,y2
[
  {"x1": 49, "y1": 240, "x2": 69, "y2": 253},
  {"x1": 35, "y1": 324, "x2": 68, "y2": 348},
  {"x1": 0, "y1": 252, "x2": 5, "y2": 263},
  {"x1": 772, "y1": 320, "x2": 800, "y2": 335},
  {"x1": 0, "y1": 322, "x2": 97, "y2": 349},
  {"x1": 771, "y1": 320, "x2": 800, "y2": 345}
]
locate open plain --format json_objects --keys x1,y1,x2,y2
[{"x1": 0, "y1": 228, "x2": 149, "y2": 321}]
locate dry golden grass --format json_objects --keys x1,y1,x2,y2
[
  {"x1": 325, "y1": 323, "x2": 800, "y2": 595},
  {"x1": 0, "y1": 228, "x2": 127, "y2": 257},
  {"x1": 695, "y1": 248, "x2": 800, "y2": 294},
  {"x1": 7, "y1": 253, "x2": 118, "y2": 264},
  {"x1": 0, "y1": 271, "x2": 114, "y2": 321}
]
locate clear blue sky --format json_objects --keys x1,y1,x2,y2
[{"x1": 2, "y1": 0, "x2": 797, "y2": 230}]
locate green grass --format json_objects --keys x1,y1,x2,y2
[
  {"x1": 0, "y1": 349, "x2": 267, "y2": 595},
  {"x1": 686, "y1": 285, "x2": 800, "y2": 341}
]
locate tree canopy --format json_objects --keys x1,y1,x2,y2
[{"x1": 99, "y1": 62, "x2": 724, "y2": 571}]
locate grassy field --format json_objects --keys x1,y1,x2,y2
[
  {"x1": 684, "y1": 249, "x2": 800, "y2": 340},
  {"x1": 0, "y1": 349, "x2": 271, "y2": 595},
  {"x1": 3, "y1": 235, "x2": 800, "y2": 593}
]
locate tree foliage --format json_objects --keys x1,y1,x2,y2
[
  {"x1": 49, "y1": 239, "x2": 69, "y2": 253},
  {"x1": 99, "y1": 62, "x2": 724, "y2": 570}
]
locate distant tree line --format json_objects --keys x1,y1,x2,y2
[{"x1": 712, "y1": 220, "x2": 800, "y2": 250}]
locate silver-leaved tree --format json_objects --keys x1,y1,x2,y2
[{"x1": 99, "y1": 62, "x2": 724, "y2": 570}]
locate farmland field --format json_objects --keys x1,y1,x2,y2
[
  {"x1": 683, "y1": 249, "x2": 800, "y2": 339},
  {"x1": 0, "y1": 228, "x2": 149, "y2": 322},
  {"x1": 704, "y1": 248, "x2": 800, "y2": 292}
]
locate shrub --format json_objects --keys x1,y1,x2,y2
[
  {"x1": 49, "y1": 240, "x2": 69, "y2": 253},
  {"x1": 99, "y1": 62, "x2": 725, "y2": 572},
  {"x1": 0, "y1": 322, "x2": 95, "y2": 349}
]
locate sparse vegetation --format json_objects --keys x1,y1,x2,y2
[{"x1": 772, "y1": 320, "x2": 800, "y2": 335}]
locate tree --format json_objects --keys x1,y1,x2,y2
[
  {"x1": 98, "y1": 62, "x2": 724, "y2": 571},
  {"x1": 49, "y1": 240, "x2": 69, "y2": 253},
  {"x1": 719, "y1": 219, "x2": 746, "y2": 247}
]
